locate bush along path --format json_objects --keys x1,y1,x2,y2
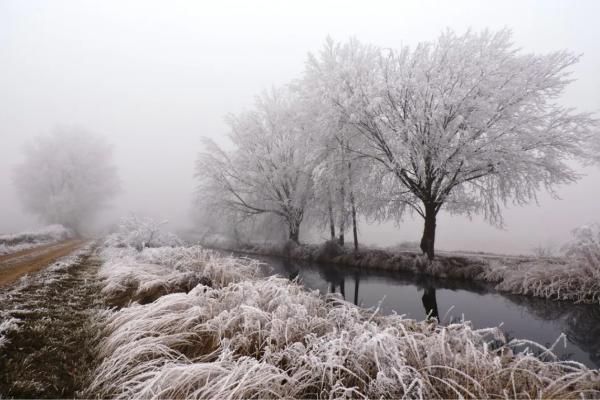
[{"x1": 0, "y1": 242, "x2": 104, "y2": 398}]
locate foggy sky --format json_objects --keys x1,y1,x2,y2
[{"x1": 1, "y1": 0, "x2": 599, "y2": 254}]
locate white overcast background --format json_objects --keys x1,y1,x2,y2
[{"x1": 1, "y1": 0, "x2": 599, "y2": 254}]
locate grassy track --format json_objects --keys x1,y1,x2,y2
[{"x1": 0, "y1": 244, "x2": 103, "y2": 398}]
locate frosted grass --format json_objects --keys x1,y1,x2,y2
[
  {"x1": 0, "y1": 224, "x2": 74, "y2": 255},
  {"x1": 89, "y1": 245, "x2": 600, "y2": 399}
]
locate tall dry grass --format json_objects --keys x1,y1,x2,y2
[
  {"x1": 89, "y1": 245, "x2": 600, "y2": 399},
  {"x1": 481, "y1": 223, "x2": 600, "y2": 304},
  {"x1": 97, "y1": 245, "x2": 259, "y2": 306}
]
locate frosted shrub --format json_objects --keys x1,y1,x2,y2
[
  {"x1": 564, "y1": 223, "x2": 600, "y2": 275},
  {"x1": 90, "y1": 247, "x2": 600, "y2": 399},
  {"x1": 104, "y1": 214, "x2": 182, "y2": 251},
  {"x1": 494, "y1": 223, "x2": 600, "y2": 304}
]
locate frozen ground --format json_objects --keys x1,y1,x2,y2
[{"x1": 0, "y1": 242, "x2": 103, "y2": 398}]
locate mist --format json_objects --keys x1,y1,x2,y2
[
  {"x1": 1, "y1": 0, "x2": 599, "y2": 254},
  {"x1": 4, "y1": 2, "x2": 600, "y2": 395}
]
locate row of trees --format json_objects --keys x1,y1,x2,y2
[{"x1": 196, "y1": 29, "x2": 598, "y2": 261}]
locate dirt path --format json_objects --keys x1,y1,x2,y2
[
  {"x1": 0, "y1": 243, "x2": 104, "y2": 398},
  {"x1": 0, "y1": 240, "x2": 86, "y2": 287}
]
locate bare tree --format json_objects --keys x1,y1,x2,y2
[
  {"x1": 13, "y1": 127, "x2": 120, "y2": 234},
  {"x1": 195, "y1": 88, "x2": 318, "y2": 243},
  {"x1": 307, "y1": 30, "x2": 598, "y2": 260}
]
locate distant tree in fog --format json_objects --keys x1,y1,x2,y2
[
  {"x1": 306, "y1": 30, "x2": 598, "y2": 260},
  {"x1": 13, "y1": 127, "x2": 120, "y2": 234},
  {"x1": 195, "y1": 88, "x2": 318, "y2": 243}
]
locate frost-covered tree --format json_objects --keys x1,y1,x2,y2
[
  {"x1": 311, "y1": 134, "x2": 371, "y2": 252},
  {"x1": 196, "y1": 88, "x2": 318, "y2": 243},
  {"x1": 312, "y1": 141, "x2": 358, "y2": 249},
  {"x1": 303, "y1": 78, "x2": 376, "y2": 252},
  {"x1": 311, "y1": 155, "x2": 338, "y2": 241},
  {"x1": 310, "y1": 126, "x2": 357, "y2": 248},
  {"x1": 307, "y1": 30, "x2": 598, "y2": 260},
  {"x1": 563, "y1": 223, "x2": 600, "y2": 273},
  {"x1": 13, "y1": 127, "x2": 120, "y2": 234}
]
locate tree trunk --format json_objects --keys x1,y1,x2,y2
[
  {"x1": 348, "y1": 161, "x2": 358, "y2": 253},
  {"x1": 350, "y1": 192, "x2": 358, "y2": 252},
  {"x1": 338, "y1": 141, "x2": 346, "y2": 247},
  {"x1": 420, "y1": 202, "x2": 437, "y2": 260},
  {"x1": 288, "y1": 220, "x2": 300, "y2": 243},
  {"x1": 353, "y1": 274, "x2": 360, "y2": 306},
  {"x1": 328, "y1": 196, "x2": 335, "y2": 240},
  {"x1": 338, "y1": 181, "x2": 345, "y2": 246}
]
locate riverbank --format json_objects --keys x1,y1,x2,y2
[
  {"x1": 88, "y1": 241, "x2": 600, "y2": 399},
  {"x1": 197, "y1": 235, "x2": 600, "y2": 306}
]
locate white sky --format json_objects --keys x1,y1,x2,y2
[{"x1": 1, "y1": 0, "x2": 599, "y2": 254}]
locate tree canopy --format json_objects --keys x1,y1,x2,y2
[
  {"x1": 195, "y1": 29, "x2": 599, "y2": 258},
  {"x1": 306, "y1": 30, "x2": 597, "y2": 258},
  {"x1": 13, "y1": 127, "x2": 120, "y2": 234}
]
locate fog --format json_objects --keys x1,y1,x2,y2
[{"x1": 1, "y1": 0, "x2": 599, "y2": 254}]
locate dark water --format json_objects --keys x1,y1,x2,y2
[{"x1": 252, "y1": 255, "x2": 600, "y2": 369}]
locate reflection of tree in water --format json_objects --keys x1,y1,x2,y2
[
  {"x1": 267, "y1": 256, "x2": 600, "y2": 368},
  {"x1": 503, "y1": 293, "x2": 600, "y2": 368},
  {"x1": 319, "y1": 264, "x2": 346, "y2": 300},
  {"x1": 415, "y1": 275, "x2": 449, "y2": 321},
  {"x1": 316, "y1": 262, "x2": 492, "y2": 318},
  {"x1": 421, "y1": 287, "x2": 439, "y2": 321},
  {"x1": 279, "y1": 258, "x2": 300, "y2": 280},
  {"x1": 353, "y1": 273, "x2": 360, "y2": 306},
  {"x1": 313, "y1": 264, "x2": 362, "y2": 305}
]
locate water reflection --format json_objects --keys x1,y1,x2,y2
[
  {"x1": 261, "y1": 256, "x2": 600, "y2": 368},
  {"x1": 353, "y1": 273, "x2": 359, "y2": 306},
  {"x1": 271, "y1": 257, "x2": 487, "y2": 320},
  {"x1": 502, "y1": 292, "x2": 600, "y2": 367},
  {"x1": 421, "y1": 287, "x2": 439, "y2": 320}
]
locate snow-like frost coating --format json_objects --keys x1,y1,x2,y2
[
  {"x1": 0, "y1": 241, "x2": 95, "y2": 353},
  {"x1": 90, "y1": 244, "x2": 600, "y2": 399},
  {"x1": 0, "y1": 224, "x2": 74, "y2": 255},
  {"x1": 479, "y1": 223, "x2": 600, "y2": 304},
  {"x1": 103, "y1": 214, "x2": 182, "y2": 251},
  {"x1": 0, "y1": 317, "x2": 21, "y2": 350},
  {"x1": 97, "y1": 245, "x2": 259, "y2": 306}
]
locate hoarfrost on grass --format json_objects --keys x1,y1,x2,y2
[
  {"x1": 0, "y1": 224, "x2": 74, "y2": 255},
  {"x1": 479, "y1": 223, "x2": 600, "y2": 304},
  {"x1": 103, "y1": 214, "x2": 182, "y2": 251},
  {"x1": 97, "y1": 244, "x2": 259, "y2": 306},
  {"x1": 0, "y1": 316, "x2": 22, "y2": 350},
  {"x1": 90, "y1": 244, "x2": 600, "y2": 399},
  {"x1": 0, "y1": 241, "x2": 95, "y2": 353}
]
